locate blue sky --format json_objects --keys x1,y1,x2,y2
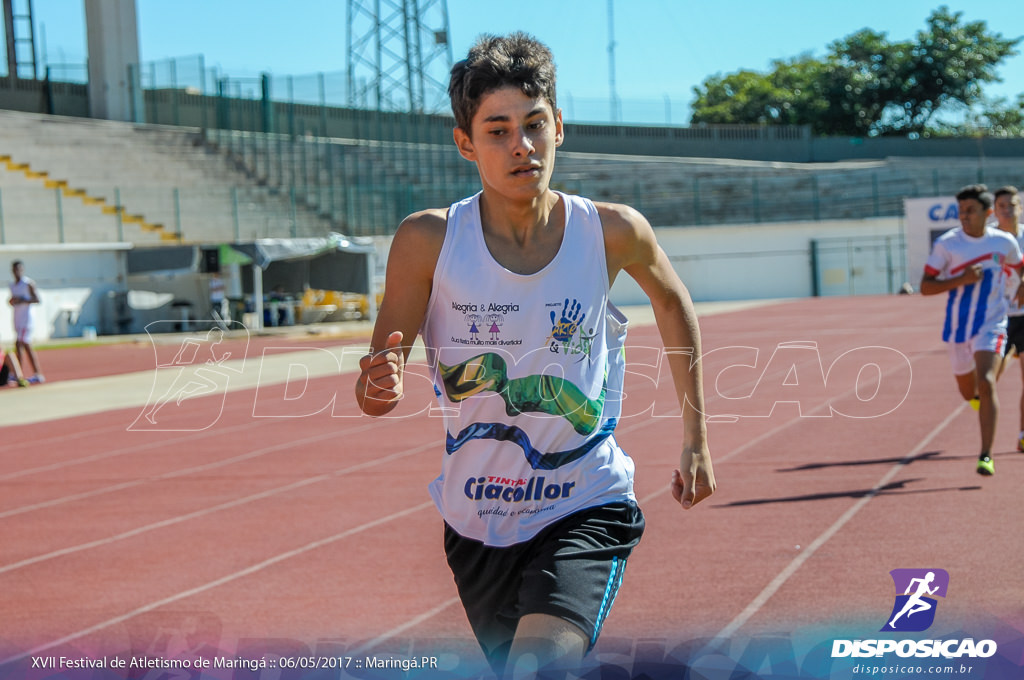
[{"x1": 22, "y1": 0, "x2": 1024, "y2": 125}]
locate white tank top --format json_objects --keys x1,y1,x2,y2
[
  {"x1": 9, "y1": 277, "x2": 34, "y2": 330},
  {"x1": 421, "y1": 192, "x2": 635, "y2": 546}
]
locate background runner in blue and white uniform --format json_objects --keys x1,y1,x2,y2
[
  {"x1": 925, "y1": 225, "x2": 1021, "y2": 368},
  {"x1": 921, "y1": 184, "x2": 1023, "y2": 476}
]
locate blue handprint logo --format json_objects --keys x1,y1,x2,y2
[{"x1": 550, "y1": 298, "x2": 586, "y2": 343}]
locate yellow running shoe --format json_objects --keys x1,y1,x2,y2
[
  {"x1": 969, "y1": 397, "x2": 981, "y2": 411},
  {"x1": 977, "y1": 455, "x2": 995, "y2": 476}
]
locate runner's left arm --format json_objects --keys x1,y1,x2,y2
[{"x1": 600, "y1": 202, "x2": 715, "y2": 510}]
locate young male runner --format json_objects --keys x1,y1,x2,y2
[
  {"x1": 991, "y1": 186, "x2": 1024, "y2": 450},
  {"x1": 354, "y1": 32, "x2": 715, "y2": 679},
  {"x1": 920, "y1": 184, "x2": 1024, "y2": 476}
]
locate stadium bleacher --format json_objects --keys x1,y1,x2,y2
[{"x1": 0, "y1": 110, "x2": 337, "y2": 244}]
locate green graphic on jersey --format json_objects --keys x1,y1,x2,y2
[{"x1": 438, "y1": 352, "x2": 605, "y2": 435}]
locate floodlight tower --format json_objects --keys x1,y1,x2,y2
[
  {"x1": 346, "y1": 0, "x2": 453, "y2": 113},
  {"x1": 3, "y1": 0, "x2": 37, "y2": 79}
]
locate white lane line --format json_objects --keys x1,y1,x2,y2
[
  {"x1": 712, "y1": 402, "x2": 965, "y2": 640},
  {"x1": 0, "y1": 420, "x2": 385, "y2": 520},
  {"x1": 350, "y1": 597, "x2": 463, "y2": 655},
  {"x1": 636, "y1": 408, "x2": 799, "y2": 509},
  {"x1": 0, "y1": 422, "x2": 130, "y2": 456},
  {"x1": 0, "y1": 420, "x2": 262, "y2": 481},
  {"x1": 0, "y1": 501, "x2": 435, "y2": 666},
  {"x1": 636, "y1": 349, "x2": 927, "y2": 506},
  {"x1": 0, "y1": 442, "x2": 434, "y2": 574}
]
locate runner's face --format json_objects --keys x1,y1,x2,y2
[
  {"x1": 957, "y1": 198, "x2": 990, "y2": 237},
  {"x1": 994, "y1": 192, "x2": 1022, "y2": 230},
  {"x1": 454, "y1": 86, "x2": 563, "y2": 200}
]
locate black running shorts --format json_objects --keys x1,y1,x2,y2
[
  {"x1": 1006, "y1": 316, "x2": 1024, "y2": 355},
  {"x1": 443, "y1": 501, "x2": 644, "y2": 670}
]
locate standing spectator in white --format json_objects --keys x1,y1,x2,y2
[{"x1": 8, "y1": 260, "x2": 44, "y2": 383}]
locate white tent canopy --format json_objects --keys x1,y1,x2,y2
[{"x1": 127, "y1": 233, "x2": 377, "y2": 330}]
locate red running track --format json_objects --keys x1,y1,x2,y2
[{"x1": 0, "y1": 295, "x2": 1022, "y2": 677}]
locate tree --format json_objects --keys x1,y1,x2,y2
[
  {"x1": 825, "y1": 28, "x2": 908, "y2": 135},
  {"x1": 982, "y1": 95, "x2": 1024, "y2": 136},
  {"x1": 689, "y1": 6, "x2": 1021, "y2": 136},
  {"x1": 688, "y1": 56, "x2": 849, "y2": 134},
  {"x1": 688, "y1": 61, "x2": 806, "y2": 127},
  {"x1": 930, "y1": 95, "x2": 1024, "y2": 137},
  {"x1": 888, "y1": 7, "x2": 1020, "y2": 134}
]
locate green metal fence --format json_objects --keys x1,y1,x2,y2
[
  {"x1": 811, "y1": 235, "x2": 908, "y2": 296},
  {"x1": 207, "y1": 128, "x2": 479, "y2": 237}
]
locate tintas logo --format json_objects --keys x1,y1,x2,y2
[{"x1": 881, "y1": 568, "x2": 949, "y2": 632}]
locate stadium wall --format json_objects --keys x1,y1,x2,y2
[
  {"x1": 609, "y1": 217, "x2": 903, "y2": 305},
  {"x1": 372, "y1": 216, "x2": 903, "y2": 308}
]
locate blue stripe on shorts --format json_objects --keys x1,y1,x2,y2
[{"x1": 592, "y1": 556, "x2": 626, "y2": 645}]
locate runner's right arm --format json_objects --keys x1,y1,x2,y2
[
  {"x1": 355, "y1": 210, "x2": 446, "y2": 417},
  {"x1": 919, "y1": 264, "x2": 982, "y2": 296}
]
